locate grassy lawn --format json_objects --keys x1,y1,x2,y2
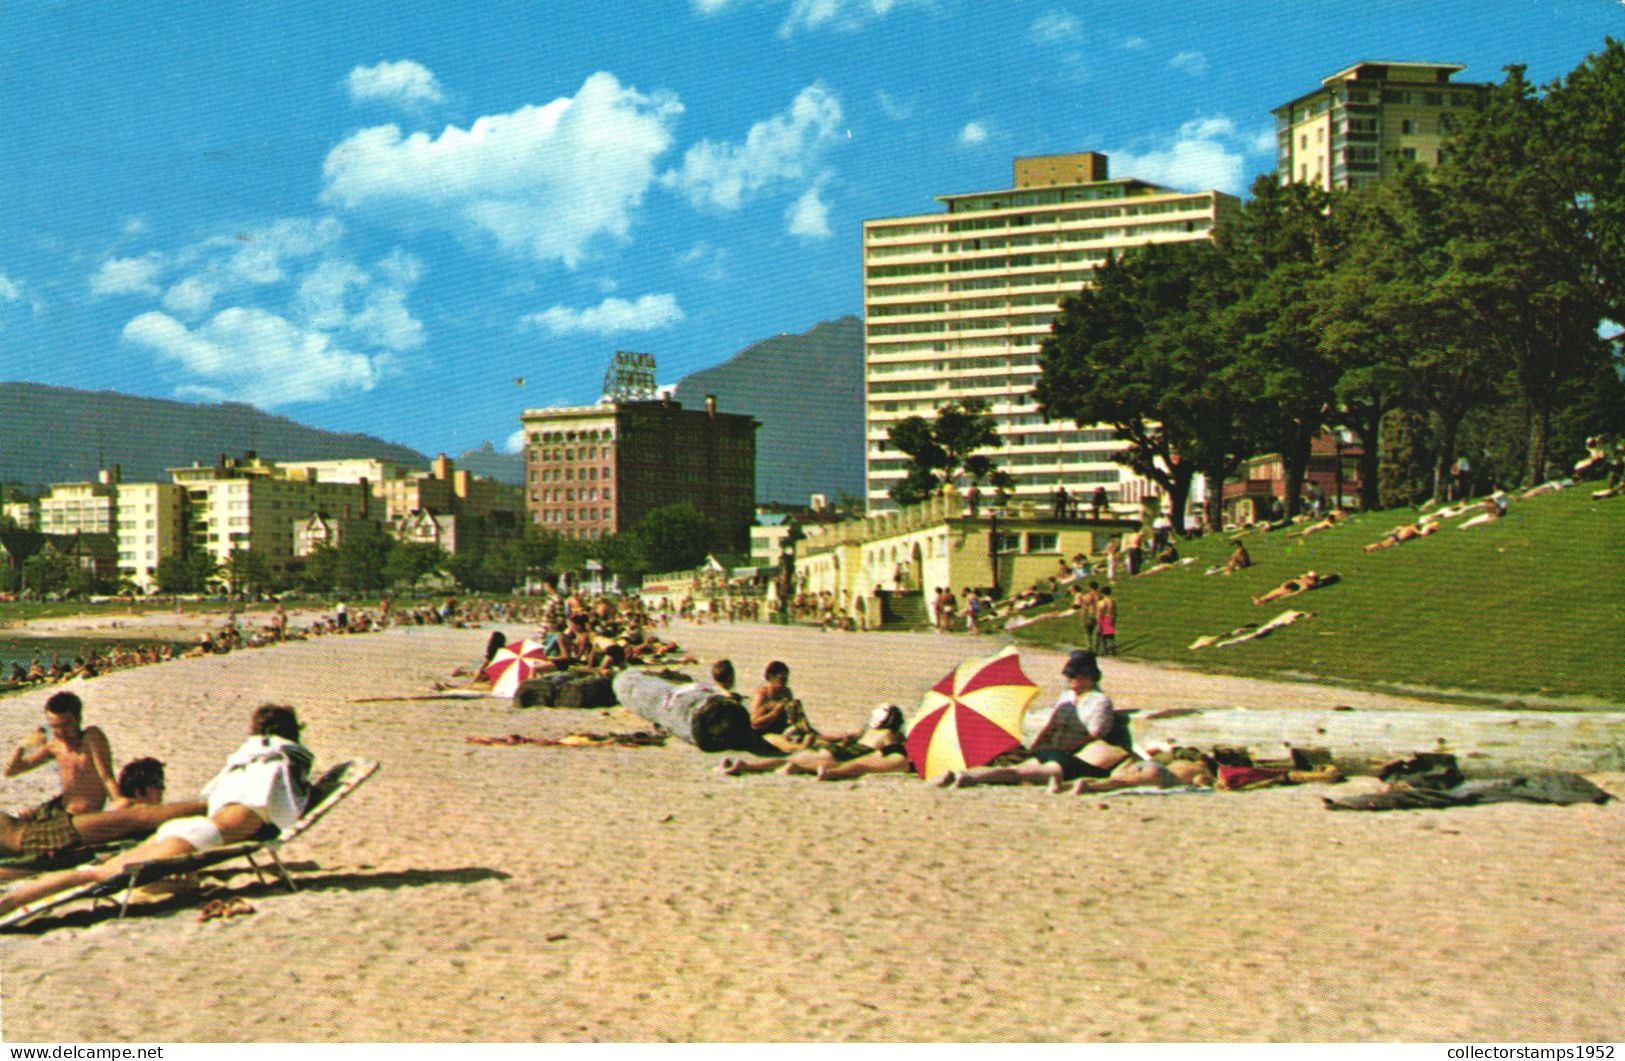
[{"x1": 1008, "y1": 488, "x2": 1625, "y2": 706}]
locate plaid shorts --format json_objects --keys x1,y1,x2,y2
[{"x1": 17, "y1": 800, "x2": 82, "y2": 855}]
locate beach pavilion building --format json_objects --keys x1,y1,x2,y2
[{"x1": 862, "y1": 151, "x2": 1238, "y2": 517}]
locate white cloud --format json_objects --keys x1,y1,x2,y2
[
  {"x1": 1121, "y1": 35, "x2": 1148, "y2": 50},
  {"x1": 780, "y1": 0, "x2": 934, "y2": 36},
  {"x1": 1110, "y1": 116, "x2": 1250, "y2": 195},
  {"x1": 122, "y1": 217, "x2": 149, "y2": 237},
  {"x1": 1248, "y1": 127, "x2": 1278, "y2": 155},
  {"x1": 291, "y1": 251, "x2": 425, "y2": 352},
  {"x1": 875, "y1": 89, "x2": 916, "y2": 121},
  {"x1": 1029, "y1": 11, "x2": 1079, "y2": 43},
  {"x1": 90, "y1": 255, "x2": 163, "y2": 296},
  {"x1": 123, "y1": 307, "x2": 386, "y2": 407},
  {"x1": 664, "y1": 84, "x2": 842, "y2": 211},
  {"x1": 323, "y1": 72, "x2": 682, "y2": 267},
  {"x1": 161, "y1": 276, "x2": 220, "y2": 317},
  {"x1": 677, "y1": 242, "x2": 729, "y2": 281},
  {"x1": 504, "y1": 427, "x2": 528, "y2": 454},
  {"x1": 210, "y1": 217, "x2": 345, "y2": 286},
  {"x1": 1168, "y1": 50, "x2": 1208, "y2": 76},
  {"x1": 786, "y1": 180, "x2": 831, "y2": 239},
  {"x1": 346, "y1": 60, "x2": 445, "y2": 108},
  {"x1": 522, "y1": 294, "x2": 684, "y2": 337},
  {"x1": 0, "y1": 272, "x2": 20, "y2": 302},
  {"x1": 957, "y1": 121, "x2": 989, "y2": 147}
]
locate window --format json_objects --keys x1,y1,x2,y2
[
  {"x1": 1026, "y1": 533, "x2": 1058, "y2": 553},
  {"x1": 1401, "y1": 147, "x2": 1417, "y2": 161},
  {"x1": 1400, "y1": 119, "x2": 1414, "y2": 135}
]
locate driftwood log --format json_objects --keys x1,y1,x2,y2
[{"x1": 613, "y1": 669, "x2": 753, "y2": 752}]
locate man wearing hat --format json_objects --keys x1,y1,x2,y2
[{"x1": 938, "y1": 649, "x2": 1134, "y2": 788}]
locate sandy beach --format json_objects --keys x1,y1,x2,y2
[{"x1": 1, "y1": 618, "x2": 1620, "y2": 1042}]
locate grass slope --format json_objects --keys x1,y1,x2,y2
[{"x1": 1008, "y1": 488, "x2": 1625, "y2": 705}]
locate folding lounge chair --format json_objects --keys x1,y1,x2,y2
[{"x1": 0, "y1": 758, "x2": 379, "y2": 929}]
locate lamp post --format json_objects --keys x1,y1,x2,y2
[{"x1": 987, "y1": 508, "x2": 1000, "y2": 600}]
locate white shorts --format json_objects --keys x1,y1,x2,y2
[{"x1": 154, "y1": 816, "x2": 225, "y2": 852}]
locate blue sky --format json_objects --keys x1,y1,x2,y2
[{"x1": 1, "y1": 0, "x2": 1619, "y2": 459}]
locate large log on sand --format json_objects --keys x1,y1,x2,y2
[{"x1": 613, "y1": 669, "x2": 754, "y2": 752}]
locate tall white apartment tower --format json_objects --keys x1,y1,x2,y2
[{"x1": 862, "y1": 152, "x2": 1238, "y2": 514}]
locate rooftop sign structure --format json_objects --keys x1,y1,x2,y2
[{"x1": 602, "y1": 350, "x2": 658, "y2": 403}]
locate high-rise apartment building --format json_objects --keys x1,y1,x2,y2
[
  {"x1": 170, "y1": 456, "x2": 370, "y2": 580},
  {"x1": 114, "y1": 482, "x2": 184, "y2": 592},
  {"x1": 862, "y1": 151, "x2": 1238, "y2": 513},
  {"x1": 519, "y1": 395, "x2": 757, "y2": 552},
  {"x1": 1273, "y1": 61, "x2": 1490, "y2": 191}
]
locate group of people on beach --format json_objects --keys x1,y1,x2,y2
[
  {"x1": 0, "y1": 690, "x2": 318, "y2": 918},
  {"x1": 713, "y1": 648, "x2": 1212, "y2": 794}
]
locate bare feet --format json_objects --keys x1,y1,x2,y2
[
  {"x1": 719, "y1": 757, "x2": 744, "y2": 776},
  {"x1": 931, "y1": 770, "x2": 958, "y2": 788},
  {"x1": 1046, "y1": 776, "x2": 1064, "y2": 795}
]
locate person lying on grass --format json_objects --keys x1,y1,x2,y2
[
  {"x1": 1252, "y1": 570, "x2": 1339, "y2": 606},
  {"x1": 0, "y1": 758, "x2": 205, "y2": 870},
  {"x1": 718, "y1": 703, "x2": 910, "y2": 781},
  {"x1": 1361, "y1": 522, "x2": 1439, "y2": 552},
  {"x1": 0, "y1": 704, "x2": 313, "y2": 918}
]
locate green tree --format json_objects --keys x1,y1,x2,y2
[
  {"x1": 1439, "y1": 65, "x2": 1605, "y2": 485},
  {"x1": 22, "y1": 551, "x2": 77, "y2": 596},
  {"x1": 1547, "y1": 37, "x2": 1625, "y2": 325},
  {"x1": 221, "y1": 547, "x2": 271, "y2": 596},
  {"x1": 1037, "y1": 242, "x2": 1253, "y2": 532},
  {"x1": 633, "y1": 502, "x2": 715, "y2": 574},
  {"x1": 1377, "y1": 407, "x2": 1433, "y2": 509},
  {"x1": 383, "y1": 542, "x2": 447, "y2": 590},
  {"x1": 0, "y1": 564, "x2": 20, "y2": 594},
  {"x1": 156, "y1": 550, "x2": 217, "y2": 594},
  {"x1": 884, "y1": 398, "x2": 1013, "y2": 506},
  {"x1": 1215, "y1": 177, "x2": 1343, "y2": 518}
]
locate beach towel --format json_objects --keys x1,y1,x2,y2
[{"x1": 466, "y1": 731, "x2": 668, "y2": 748}]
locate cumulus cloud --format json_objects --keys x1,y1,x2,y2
[
  {"x1": 122, "y1": 217, "x2": 149, "y2": 237},
  {"x1": 1029, "y1": 11, "x2": 1079, "y2": 43},
  {"x1": 957, "y1": 121, "x2": 989, "y2": 147},
  {"x1": 1168, "y1": 50, "x2": 1208, "y2": 76},
  {"x1": 323, "y1": 72, "x2": 681, "y2": 267},
  {"x1": 291, "y1": 251, "x2": 425, "y2": 351},
  {"x1": 90, "y1": 255, "x2": 163, "y2": 297},
  {"x1": 875, "y1": 89, "x2": 916, "y2": 121},
  {"x1": 161, "y1": 275, "x2": 220, "y2": 317},
  {"x1": 123, "y1": 307, "x2": 386, "y2": 407},
  {"x1": 0, "y1": 272, "x2": 20, "y2": 303},
  {"x1": 346, "y1": 60, "x2": 445, "y2": 108},
  {"x1": 521, "y1": 294, "x2": 684, "y2": 337},
  {"x1": 1110, "y1": 116, "x2": 1252, "y2": 195},
  {"x1": 677, "y1": 242, "x2": 729, "y2": 281},
  {"x1": 780, "y1": 0, "x2": 934, "y2": 36},
  {"x1": 504, "y1": 427, "x2": 528, "y2": 454},
  {"x1": 663, "y1": 84, "x2": 842, "y2": 211},
  {"x1": 786, "y1": 180, "x2": 831, "y2": 239},
  {"x1": 1121, "y1": 35, "x2": 1148, "y2": 50}
]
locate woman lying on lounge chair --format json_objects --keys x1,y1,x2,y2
[
  {"x1": 718, "y1": 703, "x2": 910, "y2": 781},
  {"x1": 0, "y1": 705, "x2": 313, "y2": 917}
]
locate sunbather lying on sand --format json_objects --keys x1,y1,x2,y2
[
  {"x1": 935, "y1": 650, "x2": 1138, "y2": 790},
  {"x1": 1253, "y1": 570, "x2": 1339, "y2": 606},
  {"x1": 0, "y1": 704, "x2": 314, "y2": 917},
  {"x1": 718, "y1": 703, "x2": 910, "y2": 781},
  {"x1": 0, "y1": 758, "x2": 205, "y2": 867},
  {"x1": 1048, "y1": 756, "x2": 1214, "y2": 794}
]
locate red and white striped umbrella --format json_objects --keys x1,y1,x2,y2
[{"x1": 486, "y1": 638, "x2": 550, "y2": 697}]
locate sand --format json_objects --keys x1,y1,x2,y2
[{"x1": 0, "y1": 619, "x2": 1620, "y2": 1042}]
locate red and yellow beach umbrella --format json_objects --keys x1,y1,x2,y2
[
  {"x1": 905, "y1": 646, "x2": 1039, "y2": 779},
  {"x1": 486, "y1": 638, "x2": 550, "y2": 698}
]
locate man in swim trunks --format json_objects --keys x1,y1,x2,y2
[
  {"x1": 935, "y1": 650, "x2": 1134, "y2": 789},
  {"x1": 0, "y1": 705, "x2": 314, "y2": 917},
  {"x1": 5, "y1": 692, "x2": 119, "y2": 821},
  {"x1": 0, "y1": 758, "x2": 206, "y2": 865}
]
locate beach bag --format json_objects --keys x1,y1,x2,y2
[{"x1": 556, "y1": 673, "x2": 616, "y2": 709}]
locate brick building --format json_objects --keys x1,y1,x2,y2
[{"x1": 519, "y1": 395, "x2": 758, "y2": 552}]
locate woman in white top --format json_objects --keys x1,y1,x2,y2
[{"x1": 0, "y1": 705, "x2": 314, "y2": 917}]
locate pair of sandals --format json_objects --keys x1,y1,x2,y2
[{"x1": 197, "y1": 896, "x2": 256, "y2": 922}]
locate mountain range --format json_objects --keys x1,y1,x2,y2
[
  {"x1": 1, "y1": 316, "x2": 867, "y2": 502},
  {"x1": 0, "y1": 383, "x2": 426, "y2": 487}
]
